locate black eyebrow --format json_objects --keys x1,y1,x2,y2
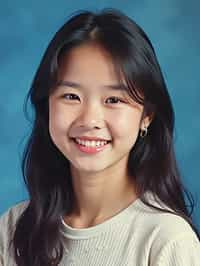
[{"x1": 56, "y1": 80, "x2": 127, "y2": 91}]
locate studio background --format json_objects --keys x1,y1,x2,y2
[{"x1": 0, "y1": 0, "x2": 199, "y2": 229}]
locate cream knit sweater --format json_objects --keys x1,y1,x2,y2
[{"x1": 0, "y1": 194, "x2": 199, "y2": 265}]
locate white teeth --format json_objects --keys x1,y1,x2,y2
[{"x1": 75, "y1": 138, "x2": 108, "y2": 147}]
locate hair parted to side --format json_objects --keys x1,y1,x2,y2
[{"x1": 12, "y1": 8, "x2": 199, "y2": 266}]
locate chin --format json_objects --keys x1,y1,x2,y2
[{"x1": 70, "y1": 162, "x2": 109, "y2": 175}]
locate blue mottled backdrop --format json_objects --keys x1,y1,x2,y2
[{"x1": 0, "y1": 0, "x2": 199, "y2": 229}]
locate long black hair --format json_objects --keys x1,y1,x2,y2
[{"x1": 12, "y1": 8, "x2": 199, "y2": 265}]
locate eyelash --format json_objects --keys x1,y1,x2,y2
[{"x1": 61, "y1": 93, "x2": 126, "y2": 104}]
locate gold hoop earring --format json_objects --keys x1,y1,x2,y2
[{"x1": 140, "y1": 126, "x2": 148, "y2": 138}]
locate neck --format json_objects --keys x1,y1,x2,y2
[{"x1": 64, "y1": 166, "x2": 137, "y2": 227}]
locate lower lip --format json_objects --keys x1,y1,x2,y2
[{"x1": 72, "y1": 139, "x2": 110, "y2": 154}]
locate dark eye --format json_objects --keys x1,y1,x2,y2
[
  {"x1": 106, "y1": 97, "x2": 124, "y2": 104},
  {"x1": 62, "y1": 93, "x2": 80, "y2": 101}
]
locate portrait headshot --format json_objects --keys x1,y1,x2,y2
[{"x1": 0, "y1": 1, "x2": 199, "y2": 265}]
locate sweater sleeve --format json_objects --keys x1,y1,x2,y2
[
  {"x1": 0, "y1": 201, "x2": 29, "y2": 266},
  {"x1": 154, "y1": 233, "x2": 200, "y2": 266}
]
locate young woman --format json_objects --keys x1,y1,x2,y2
[{"x1": 0, "y1": 8, "x2": 199, "y2": 266}]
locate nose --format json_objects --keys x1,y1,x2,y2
[{"x1": 76, "y1": 101, "x2": 105, "y2": 129}]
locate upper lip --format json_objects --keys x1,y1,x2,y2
[{"x1": 73, "y1": 136, "x2": 111, "y2": 141}]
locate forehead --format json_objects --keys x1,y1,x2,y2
[
  {"x1": 57, "y1": 43, "x2": 123, "y2": 85},
  {"x1": 54, "y1": 43, "x2": 144, "y2": 106}
]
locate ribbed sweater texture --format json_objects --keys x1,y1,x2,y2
[{"x1": 0, "y1": 194, "x2": 199, "y2": 265}]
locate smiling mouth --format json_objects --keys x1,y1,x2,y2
[
  {"x1": 71, "y1": 138, "x2": 111, "y2": 147},
  {"x1": 70, "y1": 137, "x2": 112, "y2": 154}
]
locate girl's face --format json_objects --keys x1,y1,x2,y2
[{"x1": 49, "y1": 44, "x2": 149, "y2": 176}]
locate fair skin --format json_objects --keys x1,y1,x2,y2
[{"x1": 49, "y1": 43, "x2": 151, "y2": 228}]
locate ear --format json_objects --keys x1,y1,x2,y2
[{"x1": 140, "y1": 113, "x2": 154, "y2": 130}]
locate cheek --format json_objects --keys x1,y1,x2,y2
[
  {"x1": 109, "y1": 110, "x2": 142, "y2": 139},
  {"x1": 49, "y1": 101, "x2": 68, "y2": 139}
]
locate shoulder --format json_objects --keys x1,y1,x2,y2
[
  {"x1": 148, "y1": 213, "x2": 200, "y2": 265},
  {"x1": 0, "y1": 200, "x2": 29, "y2": 228},
  {"x1": 134, "y1": 193, "x2": 199, "y2": 241},
  {"x1": 0, "y1": 201, "x2": 29, "y2": 265},
  {"x1": 0, "y1": 201, "x2": 29, "y2": 250},
  {"x1": 132, "y1": 195, "x2": 200, "y2": 265}
]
